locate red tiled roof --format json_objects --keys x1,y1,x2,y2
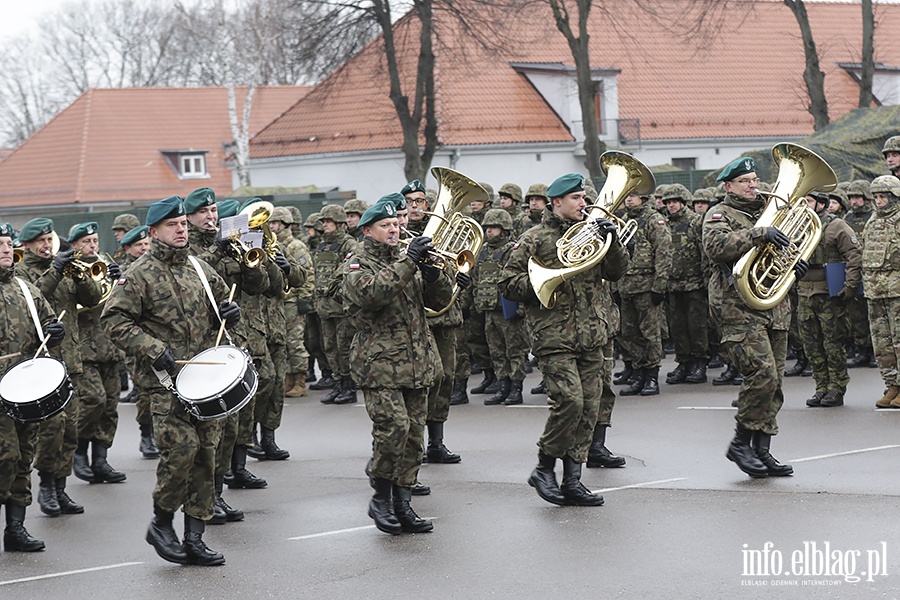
[
  {"x1": 251, "y1": 0, "x2": 900, "y2": 158},
  {"x1": 0, "y1": 86, "x2": 309, "y2": 208}
]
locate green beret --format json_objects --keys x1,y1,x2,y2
[
  {"x1": 717, "y1": 157, "x2": 756, "y2": 182},
  {"x1": 19, "y1": 218, "x2": 54, "y2": 243},
  {"x1": 0, "y1": 223, "x2": 13, "y2": 238},
  {"x1": 358, "y1": 199, "x2": 399, "y2": 228},
  {"x1": 146, "y1": 196, "x2": 185, "y2": 226},
  {"x1": 184, "y1": 187, "x2": 216, "y2": 214},
  {"x1": 239, "y1": 197, "x2": 264, "y2": 213},
  {"x1": 378, "y1": 192, "x2": 407, "y2": 212},
  {"x1": 120, "y1": 225, "x2": 150, "y2": 246},
  {"x1": 546, "y1": 173, "x2": 586, "y2": 198},
  {"x1": 401, "y1": 179, "x2": 426, "y2": 196},
  {"x1": 111, "y1": 213, "x2": 139, "y2": 232},
  {"x1": 217, "y1": 199, "x2": 240, "y2": 219},
  {"x1": 70, "y1": 221, "x2": 99, "y2": 242}
]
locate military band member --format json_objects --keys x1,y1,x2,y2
[{"x1": 844, "y1": 180, "x2": 876, "y2": 368}]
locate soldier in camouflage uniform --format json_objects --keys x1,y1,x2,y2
[
  {"x1": 499, "y1": 173, "x2": 629, "y2": 507},
  {"x1": 304, "y1": 212, "x2": 332, "y2": 386},
  {"x1": 110, "y1": 213, "x2": 140, "y2": 261},
  {"x1": 344, "y1": 198, "x2": 368, "y2": 242},
  {"x1": 0, "y1": 222, "x2": 65, "y2": 551},
  {"x1": 523, "y1": 183, "x2": 548, "y2": 233},
  {"x1": 883, "y1": 135, "x2": 900, "y2": 178},
  {"x1": 465, "y1": 183, "x2": 498, "y2": 395},
  {"x1": 616, "y1": 192, "x2": 672, "y2": 396},
  {"x1": 863, "y1": 176, "x2": 900, "y2": 408},
  {"x1": 343, "y1": 196, "x2": 453, "y2": 534},
  {"x1": 498, "y1": 183, "x2": 531, "y2": 239},
  {"x1": 102, "y1": 196, "x2": 242, "y2": 566},
  {"x1": 703, "y1": 157, "x2": 800, "y2": 478},
  {"x1": 844, "y1": 180, "x2": 876, "y2": 368},
  {"x1": 798, "y1": 192, "x2": 861, "y2": 408}
]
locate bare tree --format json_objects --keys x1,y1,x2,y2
[
  {"x1": 858, "y1": 0, "x2": 875, "y2": 108},
  {"x1": 783, "y1": 0, "x2": 829, "y2": 130}
]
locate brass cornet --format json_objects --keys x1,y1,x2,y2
[
  {"x1": 214, "y1": 225, "x2": 265, "y2": 269},
  {"x1": 65, "y1": 251, "x2": 108, "y2": 282},
  {"x1": 13, "y1": 248, "x2": 23, "y2": 263}
]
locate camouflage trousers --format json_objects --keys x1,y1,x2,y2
[
  {"x1": 454, "y1": 317, "x2": 471, "y2": 380},
  {"x1": 364, "y1": 387, "x2": 427, "y2": 488},
  {"x1": 305, "y1": 312, "x2": 330, "y2": 372},
  {"x1": 867, "y1": 297, "x2": 900, "y2": 387},
  {"x1": 484, "y1": 311, "x2": 527, "y2": 382},
  {"x1": 0, "y1": 415, "x2": 38, "y2": 506},
  {"x1": 214, "y1": 413, "x2": 239, "y2": 477},
  {"x1": 135, "y1": 384, "x2": 151, "y2": 427},
  {"x1": 667, "y1": 288, "x2": 710, "y2": 364},
  {"x1": 78, "y1": 360, "x2": 120, "y2": 447},
  {"x1": 321, "y1": 316, "x2": 353, "y2": 379},
  {"x1": 721, "y1": 327, "x2": 787, "y2": 435},
  {"x1": 466, "y1": 312, "x2": 491, "y2": 370},
  {"x1": 619, "y1": 291, "x2": 663, "y2": 369},
  {"x1": 596, "y1": 339, "x2": 617, "y2": 427},
  {"x1": 798, "y1": 294, "x2": 850, "y2": 393},
  {"x1": 427, "y1": 324, "x2": 455, "y2": 423},
  {"x1": 34, "y1": 373, "x2": 81, "y2": 477},
  {"x1": 284, "y1": 301, "x2": 309, "y2": 374},
  {"x1": 254, "y1": 343, "x2": 286, "y2": 431},
  {"x1": 846, "y1": 296, "x2": 872, "y2": 347},
  {"x1": 537, "y1": 350, "x2": 603, "y2": 462},
  {"x1": 787, "y1": 287, "x2": 803, "y2": 353},
  {"x1": 151, "y1": 392, "x2": 221, "y2": 521}
]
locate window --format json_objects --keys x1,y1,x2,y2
[
  {"x1": 180, "y1": 154, "x2": 207, "y2": 178},
  {"x1": 672, "y1": 157, "x2": 697, "y2": 171}
]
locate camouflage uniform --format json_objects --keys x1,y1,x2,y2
[
  {"x1": 314, "y1": 226, "x2": 358, "y2": 394},
  {"x1": 843, "y1": 182, "x2": 875, "y2": 361},
  {"x1": 277, "y1": 226, "x2": 315, "y2": 389},
  {"x1": 120, "y1": 251, "x2": 152, "y2": 434}
]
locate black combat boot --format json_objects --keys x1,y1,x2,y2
[
  {"x1": 530, "y1": 378, "x2": 547, "y2": 395},
  {"x1": 55, "y1": 477, "x2": 84, "y2": 514},
  {"x1": 752, "y1": 431, "x2": 793, "y2": 477},
  {"x1": 146, "y1": 504, "x2": 187, "y2": 564},
  {"x1": 504, "y1": 380, "x2": 524, "y2": 405},
  {"x1": 183, "y1": 514, "x2": 225, "y2": 566},
  {"x1": 309, "y1": 369, "x2": 337, "y2": 390},
  {"x1": 333, "y1": 377, "x2": 358, "y2": 404},
  {"x1": 246, "y1": 428, "x2": 265, "y2": 459},
  {"x1": 228, "y1": 446, "x2": 267, "y2": 489},
  {"x1": 73, "y1": 438, "x2": 95, "y2": 482},
  {"x1": 713, "y1": 363, "x2": 740, "y2": 386},
  {"x1": 820, "y1": 390, "x2": 844, "y2": 407},
  {"x1": 392, "y1": 485, "x2": 433, "y2": 533},
  {"x1": 412, "y1": 481, "x2": 431, "y2": 496},
  {"x1": 37, "y1": 471, "x2": 61, "y2": 516},
  {"x1": 726, "y1": 427, "x2": 768, "y2": 478},
  {"x1": 640, "y1": 367, "x2": 660, "y2": 396},
  {"x1": 560, "y1": 456, "x2": 604, "y2": 506},
  {"x1": 784, "y1": 350, "x2": 808, "y2": 377},
  {"x1": 214, "y1": 475, "x2": 244, "y2": 523},
  {"x1": 260, "y1": 426, "x2": 290, "y2": 460},
  {"x1": 425, "y1": 421, "x2": 461, "y2": 464},
  {"x1": 846, "y1": 344, "x2": 868, "y2": 368},
  {"x1": 91, "y1": 442, "x2": 126, "y2": 483},
  {"x1": 4, "y1": 504, "x2": 45, "y2": 552},
  {"x1": 613, "y1": 362, "x2": 633, "y2": 386},
  {"x1": 587, "y1": 424, "x2": 626, "y2": 468},
  {"x1": 805, "y1": 391, "x2": 825, "y2": 407},
  {"x1": 306, "y1": 357, "x2": 318, "y2": 382},
  {"x1": 684, "y1": 361, "x2": 708, "y2": 384},
  {"x1": 665, "y1": 362, "x2": 689, "y2": 384},
  {"x1": 527, "y1": 453, "x2": 568, "y2": 506},
  {"x1": 470, "y1": 369, "x2": 497, "y2": 394},
  {"x1": 707, "y1": 350, "x2": 724, "y2": 369},
  {"x1": 139, "y1": 423, "x2": 160, "y2": 459},
  {"x1": 619, "y1": 368, "x2": 646, "y2": 396},
  {"x1": 449, "y1": 379, "x2": 469, "y2": 405},
  {"x1": 209, "y1": 497, "x2": 227, "y2": 525},
  {"x1": 484, "y1": 377, "x2": 511, "y2": 405},
  {"x1": 369, "y1": 478, "x2": 402, "y2": 535},
  {"x1": 319, "y1": 377, "x2": 344, "y2": 404}
]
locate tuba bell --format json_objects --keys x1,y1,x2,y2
[
  {"x1": 528, "y1": 152, "x2": 655, "y2": 309},
  {"x1": 732, "y1": 143, "x2": 836, "y2": 311}
]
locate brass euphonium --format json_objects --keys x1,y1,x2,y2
[
  {"x1": 240, "y1": 200, "x2": 291, "y2": 293},
  {"x1": 528, "y1": 152, "x2": 655, "y2": 309},
  {"x1": 732, "y1": 143, "x2": 836, "y2": 311}
]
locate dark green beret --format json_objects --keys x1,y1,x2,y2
[
  {"x1": 19, "y1": 218, "x2": 54, "y2": 242},
  {"x1": 379, "y1": 192, "x2": 407, "y2": 212},
  {"x1": 717, "y1": 157, "x2": 756, "y2": 182},
  {"x1": 546, "y1": 173, "x2": 586, "y2": 198},
  {"x1": 69, "y1": 221, "x2": 99, "y2": 242},
  {"x1": 120, "y1": 225, "x2": 150, "y2": 247},
  {"x1": 238, "y1": 197, "x2": 264, "y2": 213},
  {"x1": 184, "y1": 187, "x2": 216, "y2": 214},
  {"x1": 401, "y1": 179, "x2": 426, "y2": 196},
  {"x1": 358, "y1": 199, "x2": 399, "y2": 228},
  {"x1": 146, "y1": 196, "x2": 185, "y2": 226},
  {"x1": 217, "y1": 199, "x2": 240, "y2": 219},
  {"x1": 0, "y1": 223, "x2": 13, "y2": 238}
]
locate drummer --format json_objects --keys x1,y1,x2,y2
[
  {"x1": 0, "y1": 222, "x2": 65, "y2": 552},
  {"x1": 101, "y1": 196, "x2": 241, "y2": 567}
]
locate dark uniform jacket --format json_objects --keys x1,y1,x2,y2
[
  {"x1": 667, "y1": 206, "x2": 706, "y2": 292},
  {"x1": 618, "y1": 203, "x2": 671, "y2": 296},
  {"x1": 314, "y1": 230, "x2": 357, "y2": 319},
  {"x1": 798, "y1": 210, "x2": 861, "y2": 297}
]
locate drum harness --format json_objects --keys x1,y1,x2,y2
[{"x1": 14, "y1": 277, "x2": 48, "y2": 351}]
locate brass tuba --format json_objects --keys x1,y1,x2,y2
[
  {"x1": 528, "y1": 152, "x2": 655, "y2": 309},
  {"x1": 732, "y1": 143, "x2": 836, "y2": 311}
]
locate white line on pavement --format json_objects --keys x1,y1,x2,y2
[
  {"x1": 789, "y1": 444, "x2": 900, "y2": 463},
  {"x1": 676, "y1": 406, "x2": 735, "y2": 410},
  {"x1": 289, "y1": 520, "x2": 439, "y2": 541},
  {"x1": 591, "y1": 477, "x2": 688, "y2": 494},
  {"x1": 0, "y1": 562, "x2": 143, "y2": 586}
]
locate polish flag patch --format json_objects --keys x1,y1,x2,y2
[
  {"x1": 349, "y1": 264, "x2": 360, "y2": 270},
  {"x1": 117, "y1": 277, "x2": 127, "y2": 285},
  {"x1": 710, "y1": 213, "x2": 723, "y2": 220}
]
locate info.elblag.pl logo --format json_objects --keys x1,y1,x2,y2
[{"x1": 741, "y1": 541, "x2": 888, "y2": 586}]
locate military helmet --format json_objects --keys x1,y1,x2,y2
[
  {"x1": 714, "y1": 182, "x2": 727, "y2": 199},
  {"x1": 829, "y1": 189, "x2": 849, "y2": 211},
  {"x1": 425, "y1": 188, "x2": 437, "y2": 207},
  {"x1": 661, "y1": 183, "x2": 692, "y2": 204},
  {"x1": 525, "y1": 183, "x2": 548, "y2": 201},
  {"x1": 847, "y1": 179, "x2": 874, "y2": 201},
  {"x1": 758, "y1": 181, "x2": 773, "y2": 193},
  {"x1": 288, "y1": 206, "x2": 303, "y2": 225},
  {"x1": 478, "y1": 182, "x2": 495, "y2": 203},
  {"x1": 320, "y1": 204, "x2": 347, "y2": 223},
  {"x1": 869, "y1": 175, "x2": 900, "y2": 196},
  {"x1": 111, "y1": 213, "x2": 140, "y2": 232},
  {"x1": 344, "y1": 198, "x2": 369, "y2": 215},
  {"x1": 692, "y1": 188, "x2": 714, "y2": 204},
  {"x1": 482, "y1": 208, "x2": 514, "y2": 230},
  {"x1": 653, "y1": 184, "x2": 670, "y2": 198},
  {"x1": 584, "y1": 186, "x2": 598, "y2": 202},
  {"x1": 270, "y1": 206, "x2": 294, "y2": 225},
  {"x1": 498, "y1": 183, "x2": 523, "y2": 204},
  {"x1": 836, "y1": 181, "x2": 852, "y2": 194},
  {"x1": 305, "y1": 212, "x2": 324, "y2": 231},
  {"x1": 882, "y1": 135, "x2": 900, "y2": 156}
]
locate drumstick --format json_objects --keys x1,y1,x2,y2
[
  {"x1": 0, "y1": 352, "x2": 21, "y2": 361},
  {"x1": 33, "y1": 309, "x2": 66, "y2": 360},
  {"x1": 215, "y1": 284, "x2": 237, "y2": 347},
  {"x1": 175, "y1": 360, "x2": 227, "y2": 365}
]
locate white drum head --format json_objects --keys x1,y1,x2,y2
[
  {"x1": 175, "y1": 346, "x2": 247, "y2": 401},
  {"x1": 0, "y1": 357, "x2": 66, "y2": 403}
]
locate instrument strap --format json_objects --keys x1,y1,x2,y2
[
  {"x1": 14, "y1": 277, "x2": 45, "y2": 344},
  {"x1": 187, "y1": 255, "x2": 234, "y2": 346}
]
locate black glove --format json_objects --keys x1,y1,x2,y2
[
  {"x1": 52, "y1": 248, "x2": 77, "y2": 275},
  {"x1": 793, "y1": 259, "x2": 809, "y2": 280},
  {"x1": 107, "y1": 262, "x2": 121, "y2": 280},
  {"x1": 44, "y1": 319, "x2": 65, "y2": 348},
  {"x1": 219, "y1": 301, "x2": 241, "y2": 328},
  {"x1": 214, "y1": 231, "x2": 231, "y2": 252},
  {"x1": 612, "y1": 291, "x2": 622, "y2": 305},
  {"x1": 405, "y1": 236, "x2": 433, "y2": 265},
  {"x1": 651, "y1": 291, "x2": 666, "y2": 306},
  {"x1": 456, "y1": 272, "x2": 471, "y2": 290},
  {"x1": 419, "y1": 262, "x2": 441, "y2": 283},
  {"x1": 837, "y1": 286, "x2": 855, "y2": 300},
  {"x1": 591, "y1": 218, "x2": 618, "y2": 243},
  {"x1": 625, "y1": 239, "x2": 636, "y2": 256},
  {"x1": 274, "y1": 252, "x2": 291, "y2": 276},
  {"x1": 152, "y1": 348, "x2": 177, "y2": 375},
  {"x1": 762, "y1": 227, "x2": 791, "y2": 248}
]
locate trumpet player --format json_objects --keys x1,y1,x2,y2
[{"x1": 702, "y1": 157, "x2": 806, "y2": 479}]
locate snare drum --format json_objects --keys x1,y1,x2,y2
[
  {"x1": 0, "y1": 356, "x2": 73, "y2": 423},
  {"x1": 175, "y1": 345, "x2": 258, "y2": 421}
]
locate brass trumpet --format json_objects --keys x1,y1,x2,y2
[
  {"x1": 65, "y1": 251, "x2": 108, "y2": 282},
  {"x1": 215, "y1": 225, "x2": 265, "y2": 269},
  {"x1": 13, "y1": 248, "x2": 22, "y2": 263}
]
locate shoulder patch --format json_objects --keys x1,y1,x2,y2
[
  {"x1": 345, "y1": 253, "x2": 353, "y2": 259},
  {"x1": 349, "y1": 264, "x2": 360, "y2": 270},
  {"x1": 710, "y1": 213, "x2": 723, "y2": 220},
  {"x1": 513, "y1": 243, "x2": 520, "y2": 249},
  {"x1": 657, "y1": 219, "x2": 666, "y2": 225},
  {"x1": 116, "y1": 277, "x2": 127, "y2": 285}
]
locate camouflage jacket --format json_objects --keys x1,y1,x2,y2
[
  {"x1": 666, "y1": 206, "x2": 706, "y2": 292},
  {"x1": 472, "y1": 235, "x2": 514, "y2": 313},
  {"x1": 861, "y1": 200, "x2": 900, "y2": 299},
  {"x1": 798, "y1": 210, "x2": 862, "y2": 297},
  {"x1": 314, "y1": 230, "x2": 357, "y2": 318},
  {"x1": 277, "y1": 228, "x2": 315, "y2": 308},
  {"x1": 503, "y1": 205, "x2": 531, "y2": 240},
  {"x1": 844, "y1": 206, "x2": 873, "y2": 236},
  {"x1": 498, "y1": 208, "x2": 630, "y2": 356},
  {"x1": 342, "y1": 237, "x2": 453, "y2": 389},
  {"x1": 101, "y1": 241, "x2": 233, "y2": 399},
  {"x1": 0, "y1": 264, "x2": 57, "y2": 374},
  {"x1": 619, "y1": 203, "x2": 671, "y2": 296},
  {"x1": 702, "y1": 193, "x2": 790, "y2": 333},
  {"x1": 76, "y1": 256, "x2": 120, "y2": 363}
]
